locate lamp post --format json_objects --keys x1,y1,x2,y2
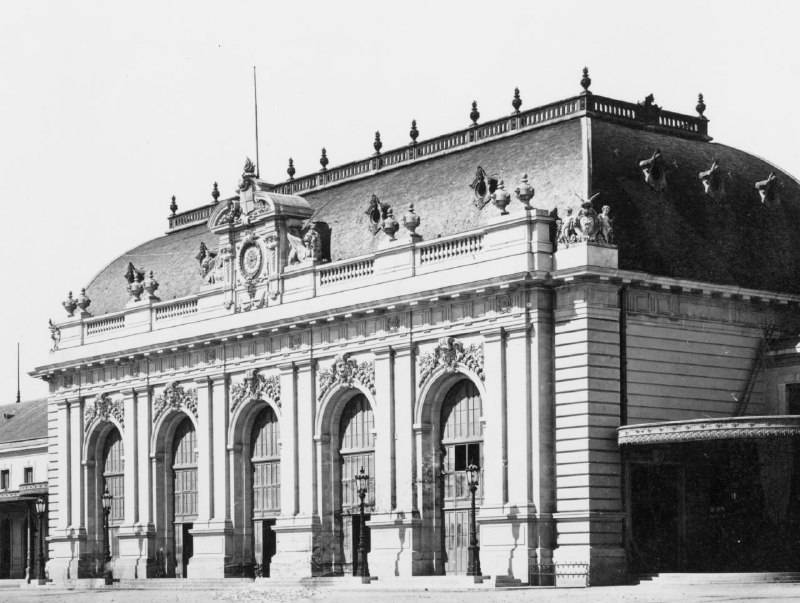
[
  {"x1": 101, "y1": 486, "x2": 113, "y2": 585},
  {"x1": 354, "y1": 467, "x2": 371, "y2": 584},
  {"x1": 34, "y1": 497, "x2": 46, "y2": 585},
  {"x1": 466, "y1": 463, "x2": 482, "y2": 582}
]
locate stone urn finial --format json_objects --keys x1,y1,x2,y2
[
  {"x1": 696, "y1": 93, "x2": 707, "y2": 119},
  {"x1": 211, "y1": 182, "x2": 220, "y2": 204},
  {"x1": 287, "y1": 158, "x2": 296, "y2": 180},
  {"x1": 580, "y1": 67, "x2": 592, "y2": 94},
  {"x1": 373, "y1": 131, "x2": 383, "y2": 155},
  {"x1": 77, "y1": 288, "x2": 91, "y2": 314},
  {"x1": 402, "y1": 203, "x2": 421, "y2": 238},
  {"x1": 492, "y1": 180, "x2": 511, "y2": 215},
  {"x1": 382, "y1": 208, "x2": 400, "y2": 240},
  {"x1": 320, "y1": 148, "x2": 329, "y2": 171},
  {"x1": 470, "y1": 101, "x2": 480, "y2": 127},
  {"x1": 144, "y1": 271, "x2": 160, "y2": 300},
  {"x1": 409, "y1": 119, "x2": 419, "y2": 145},
  {"x1": 512, "y1": 87, "x2": 522, "y2": 114},
  {"x1": 170, "y1": 195, "x2": 178, "y2": 215},
  {"x1": 62, "y1": 291, "x2": 77, "y2": 317},
  {"x1": 515, "y1": 173, "x2": 535, "y2": 210}
]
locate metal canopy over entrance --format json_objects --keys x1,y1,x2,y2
[{"x1": 619, "y1": 416, "x2": 800, "y2": 575}]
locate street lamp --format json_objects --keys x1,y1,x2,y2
[
  {"x1": 101, "y1": 486, "x2": 113, "y2": 585},
  {"x1": 34, "y1": 497, "x2": 46, "y2": 585},
  {"x1": 466, "y1": 463, "x2": 482, "y2": 582},
  {"x1": 354, "y1": 466, "x2": 371, "y2": 584}
]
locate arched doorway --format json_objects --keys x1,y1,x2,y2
[
  {"x1": 338, "y1": 395, "x2": 374, "y2": 576},
  {"x1": 250, "y1": 406, "x2": 280, "y2": 577},
  {"x1": 439, "y1": 380, "x2": 483, "y2": 574},
  {"x1": 102, "y1": 428, "x2": 124, "y2": 560},
  {"x1": 172, "y1": 417, "x2": 197, "y2": 578}
]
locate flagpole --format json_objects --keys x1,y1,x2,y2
[
  {"x1": 254, "y1": 66, "x2": 260, "y2": 179},
  {"x1": 16, "y1": 342, "x2": 20, "y2": 404}
]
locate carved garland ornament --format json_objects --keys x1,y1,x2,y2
[
  {"x1": 418, "y1": 337, "x2": 485, "y2": 388},
  {"x1": 83, "y1": 393, "x2": 124, "y2": 431},
  {"x1": 153, "y1": 382, "x2": 198, "y2": 422},
  {"x1": 230, "y1": 369, "x2": 281, "y2": 413},
  {"x1": 318, "y1": 353, "x2": 376, "y2": 401}
]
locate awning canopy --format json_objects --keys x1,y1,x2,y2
[{"x1": 618, "y1": 416, "x2": 800, "y2": 446}]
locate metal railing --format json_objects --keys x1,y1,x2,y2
[{"x1": 529, "y1": 563, "x2": 590, "y2": 587}]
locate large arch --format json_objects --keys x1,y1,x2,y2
[
  {"x1": 83, "y1": 418, "x2": 124, "y2": 574},
  {"x1": 228, "y1": 395, "x2": 282, "y2": 576},
  {"x1": 413, "y1": 369, "x2": 485, "y2": 575},
  {"x1": 151, "y1": 408, "x2": 198, "y2": 578},
  {"x1": 314, "y1": 385, "x2": 378, "y2": 576}
]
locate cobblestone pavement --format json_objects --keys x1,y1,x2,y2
[{"x1": 3, "y1": 583, "x2": 800, "y2": 603}]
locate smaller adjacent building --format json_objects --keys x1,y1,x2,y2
[{"x1": 0, "y1": 399, "x2": 48, "y2": 581}]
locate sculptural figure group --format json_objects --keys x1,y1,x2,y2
[{"x1": 556, "y1": 195, "x2": 614, "y2": 248}]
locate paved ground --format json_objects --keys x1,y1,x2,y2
[{"x1": 3, "y1": 583, "x2": 800, "y2": 603}]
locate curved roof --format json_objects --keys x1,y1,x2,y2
[{"x1": 82, "y1": 108, "x2": 800, "y2": 317}]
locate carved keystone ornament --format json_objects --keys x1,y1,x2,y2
[
  {"x1": 230, "y1": 368, "x2": 281, "y2": 413},
  {"x1": 417, "y1": 337, "x2": 485, "y2": 388},
  {"x1": 153, "y1": 382, "x2": 198, "y2": 422},
  {"x1": 84, "y1": 393, "x2": 124, "y2": 431},
  {"x1": 317, "y1": 353, "x2": 376, "y2": 401}
]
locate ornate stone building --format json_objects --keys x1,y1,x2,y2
[{"x1": 33, "y1": 72, "x2": 800, "y2": 586}]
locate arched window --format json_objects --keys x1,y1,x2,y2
[
  {"x1": 102, "y1": 429, "x2": 124, "y2": 524},
  {"x1": 251, "y1": 407, "x2": 280, "y2": 515},
  {"x1": 339, "y1": 395, "x2": 375, "y2": 575},
  {"x1": 440, "y1": 379, "x2": 483, "y2": 575},
  {"x1": 173, "y1": 419, "x2": 197, "y2": 521},
  {"x1": 339, "y1": 395, "x2": 375, "y2": 508}
]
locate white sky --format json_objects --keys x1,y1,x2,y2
[{"x1": 1, "y1": 0, "x2": 798, "y2": 400}]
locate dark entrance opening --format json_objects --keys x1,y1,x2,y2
[{"x1": 261, "y1": 519, "x2": 276, "y2": 577}]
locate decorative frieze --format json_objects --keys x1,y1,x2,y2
[
  {"x1": 318, "y1": 353, "x2": 376, "y2": 401},
  {"x1": 618, "y1": 416, "x2": 800, "y2": 446},
  {"x1": 418, "y1": 337, "x2": 485, "y2": 388},
  {"x1": 153, "y1": 381, "x2": 198, "y2": 422},
  {"x1": 83, "y1": 393, "x2": 124, "y2": 431},
  {"x1": 230, "y1": 368, "x2": 281, "y2": 413}
]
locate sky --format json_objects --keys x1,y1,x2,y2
[{"x1": 1, "y1": 0, "x2": 798, "y2": 400}]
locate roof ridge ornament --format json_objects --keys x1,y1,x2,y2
[
  {"x1": 580, "y1": 67, "x2": 592, "y2": 95},
  {"x1": 469, "y1": 100, "x2": 480, "y2": 127},
  {"x1": 492, "y1": 180, "x2": 511, "y2": 215},
  {"x1": 512, "y1": 88, "x2": 522, "y2": 114},
  {"x1": 169, "y1": 195, "x2": 177, "y2": 216},
  {"x1": 409, "y1": 119, "x2": 419, "y2": 145},
  {"x1": 696, "y1": 93, "x2": 707, "y2": 119},
  {"x1": 287, "y1": 158, "x2": 296, "y2": 180},
  {"x1": 211, "y1": 182, "x2": 220, "y2": 204},
  {"x1": 373, "y1": 131, "x2": 383, "y2": 155},
  {"x1": 515, "y1": 173, "x2": 535, "y2": 210},
  {"x1": 320, "y1": 148, "x2": 329, "y2": 172}
]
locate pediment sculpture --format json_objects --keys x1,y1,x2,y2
[
  {"x1": 153, "y1": 381, "x2": 198, "y2": 422},
  {"x1": 318, "y1": 353, "x2": 376, "y2": 401},
  {"x1": 84, "y1": 392, "x2": 124, "y2": 431},
  {"x1": 230, "y1": 368, "x2": 281, "y2": 413},
  {"x1": 418, "y1": 337, "x2": 485, "y2": 388}
]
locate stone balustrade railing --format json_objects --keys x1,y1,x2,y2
[
  {"x1": 168, "y1": 204, "x2": 214, "y2": 231},
  {"x1": 318, "y1": 259, "x2": 375, "y2": 287},
  {"x1": 86, "y1": 315, "x2": 125, "y2": 337},
  {"x1": 418, "y1": 234, "x2": 484, "y2": 265},
  {"x1": 155, "y1": 299, "x2": 199, "y2": 321}
]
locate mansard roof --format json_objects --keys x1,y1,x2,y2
[
  {"x1": 81, "y1": 87, "x2": 800, "y2": 317},
  {"x1": 0, "y1": 398, "x2": 47, "y2": 444}
]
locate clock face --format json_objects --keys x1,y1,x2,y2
[{"x1": 240, "y1": 243, "x2": 263, "y2": 278}]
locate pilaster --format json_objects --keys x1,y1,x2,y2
[
  {"x1": 480, "y1": 327, "x2": 506, "y2": 508},
  {"x1": 270, "y1": 360, "x2": 320, "y2": 579},
  {"x1": 372, "y1": 346, "x2": 394, "y2": 514},
  {"x1": 552, "y1": 280, "x2": 626, "y2": 585},
  {"x1": 187, "y1": 374, "x2": 233, "y2": 579}
]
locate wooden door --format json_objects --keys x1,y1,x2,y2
[{"x1": 444, "y1": 509, "x2": 470, "y2": 574}]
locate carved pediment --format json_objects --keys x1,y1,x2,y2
[
  {"x1": 84, "y1": 392, "x2": 124, "y2": 431},
  {"x1": 318, "y1": 353, "x2": 376, "y2": 401},
  {"x1": 153, "y1": 382, "x2": 198, "y2": 422},
  {"x1": 230, "y1": 369, "x2": 281, "y2": 413},
  {"x1": 418, "y1": 337, "x2": 485, "y2": 388}
]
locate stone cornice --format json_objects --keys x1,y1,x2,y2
[{"x1": 618, "y1": 416, "x2": 800, "y2": 446}]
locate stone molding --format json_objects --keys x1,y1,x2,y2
[
  {"x1": 83, "y1": 393, "x2": 124, "y2": 431},
  {"x1": 230, "y1": 368, "x2": 281, "y2": 413},
  {"x1": 417, "y1": 337, "x2": 485, "y2": 388},
  {"x1": 317, "y1": 353, "x2": 375, "y2": 401},
  {"x1": 153, "y1": 381, "x2": 198, "y2": 422},
  {"x1": 618, "y1": 416, "x2": 800, "y2": 446}
]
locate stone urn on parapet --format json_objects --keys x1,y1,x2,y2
[
  {"x1": 124, "y1": 263, "x2": 146, "y2": 303},
  {"x1": 402, "y1": 203, "x2": 422, "y2": 242}
]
